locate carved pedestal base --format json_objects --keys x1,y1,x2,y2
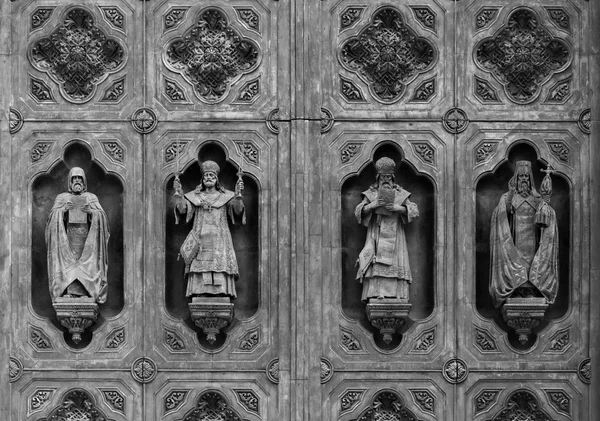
[
  {"x1": 189, "y1": 297, "x2": 234, "y2": 344},
  {"x1": 366, "y1": 299, "x2": 411, "y2": 344},
  {"x1": 53, "y1": 298, "x2": 99, "y2": 344},
  {"x1": 501, "y1": 297, "x2": 548, "y2": 344}
]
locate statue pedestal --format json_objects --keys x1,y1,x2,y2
[
  {"x1": 502, "y1": 297, "x2": 548, "y2": 344},
  {"x1": 53, "y1": 298, "x2": 99, "y2": 344},
  {"x1": 189, "y1": 297, "x2": 234, "y2": 344},
  {"x1": 366, "y1": 299, "x2": 411, "y2": 344}
]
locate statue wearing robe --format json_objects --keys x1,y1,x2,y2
[
  {"x1": 45, "y1": 167, "x2": 110, "y2": 303},
  {"x1": 174, "y1": 160, "x2": 245, "y2": 298},
  {"x1": 489, "y1": 160, "x2": 559, "y2": 308},
  {"x1": 355, "y1": 157, "x2": 419, "y2": 301}
]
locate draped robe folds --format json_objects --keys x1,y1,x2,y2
[
  {"x1": 355, "y1": 186, "x2": 419, "y2": 301},
  {"x1": 45, "y1": 192, "x2": 110, "y2": 303},
  {"x1": 176, "y1": 189, "x2": 246, "y2": 298},
  {"x1": 489, "y1": 192, "x2": 559, "y2": 308}
]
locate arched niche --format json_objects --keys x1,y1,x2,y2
[
  {"x1": 31, "y1": 142, "x2": 125, "y2": 348},
  {"x1": 475, "y1": 142, "x2": 570, "y2": 348},
  {"x1": 164, "y1": 142, "x2": 259, "y2": 347},
  {"x1": 341, "y1": 143, "x2": 435, "y2": 348}
]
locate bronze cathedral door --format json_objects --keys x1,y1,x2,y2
[{"x1": 2, "y1": 0, "x2": 599, "y2": 420}]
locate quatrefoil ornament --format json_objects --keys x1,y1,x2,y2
[
  {"x1": 164, "y1": 8, "x2": 260, "y2": 104},
  {"x1": 475, "y1": 8, "x2": 571, "y2": 104},
  {"x1": 339, "y1": 7, "x2": 436, "y2": 104},
  {"x1": 29, "y1": 8, "x2": 126, "y2": 104}
]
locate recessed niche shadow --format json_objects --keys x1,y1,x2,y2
[
  {"x1": 475, "y1": 143, "x2": 570, "y2": 350},
  {"x1": 31, "y1": 142, "x2": 124, "y2": 349},
  {"x1": 341, "y1": 143, "x2": 435, "y2": 350},
  {"x1": 165, "y1": 143, "x2": 259, "y2": 348}
]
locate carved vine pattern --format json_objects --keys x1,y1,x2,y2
[
  {"x1": 410, "y1": 77, "x2": 435, "y2": 102},
  {"x1": 30, "y1": 8, "x2": 126, "y2": 103},
  {"x1": 236, "y1": 8, "x2": 259, "y2": 32},
  {"x1": 545, "y1": 390, "x2": 570, "y2": 415},
  {"x1": 474, "y1": 76, "x2": 500, "y2": 102},
  {"x1": 340, "y1": 7, "x2": 436, "y2": 103},
  {"x1": 100, "y1": 77, "x2": 125, "y2": 102},
  {"x1": 236, "y1": 78, "x2": 260, "y2": 102},
  {"x1": 411, "y1": 142, "x2": 435, "y2": 165},
  {"x1": 491, "y1": 390, "x2": 553, "y2": 421},
  {"x1": 164, "y1": 141, "x2": 189, "y2": 165},
  {"x1": 548, "y1": 329, "x2": 569, "y2": 352},
  {"x1": 100, "y1": 7, "x2": 125, "y2": 30},
  {"x1": 545, "y1": 77, "x2": 571, "y2": 103},
  {"x1": 164, "y1": 9, "x2": 260, "y2": 103},
  {"x1": 474, "y1": 389, "x2": 500, "y2": 415},
  {"x1": 31, "y1": 141, "x2": 54, "y2": 163},
  {"x1": 30, "y1": 389, "x2": 54, "y2": 411},
  {"x1": 105, "y1": 327, "x2": 125, "y2": 348},
  {"x1": 164, "y1": 8, "x2": 189, "y2": 32},
  {"x1": 410, "y1": 389, "x2": 435, "y2": 414},
  {"x1": 164, "y1": 77, "x2": 188, "y2": 102},
  {"x1": 410, "y1": 7, "x2": 435, "y2": 32},
  {"x1": 32, "y1": 8, "x2": 54, "y2": 31},
  {"x1": 100, "y1": 141, "x2": 124, "y2": 164},
  {"x1": 30, "y1": 326, "x2": 53, "y2": 349},
  {"x1": 340, "y1": 76, "x2": 366, "y2": 102},
  {"x1": 340, "y1": 7, "x2": 364, "y2": 31},
  {"x1": 475, "y1": 8, "x2": 571, "y2": 104},
  {"x1": 31, "y1": 76, "x2": 55, "y2": 102},
  {"x1": 234, "y1": 389, "x2": 260, "y2": 416},
  {"x1": 239, "y1": 328, "x2": 260, "y2": 351},
  {"x1": 548, "y1": 141, "x2": 570, "y2": 163},
  {"x1": 412, "y1": 328, "x2": 435, "y2": 352},
  {"x1": 340, "y1": 143, "x2": 363, "y2": 164},
  {"x1": 41, "y1": 390, "x2": 109, "y2": 421},
  {"x1": 341, "y1": 390, "x2": 364, "y2": 413},
  {"x1": 475, "y1": 142, "x2": 497, "y2": 163},
  {"x1": 182, "y1": 391, "x2": 243, "y2": 421},
  {"x1": 165, "y1": 390, "x2": 189, "y2": 413},
  {"x1": 476, "y1": 9, "x2": 499, "y2": 30},
  {"x1": 340, "y1": 328, "x2": 362, "y2": 351},
  {"x1": 546, "y1": 8, "x2": 570, "y2": 32},
  {"x1": 475, "y1": 327, "x2": 499, "y2": 351},
  {"x1": 355, "y1": 391, "x2": 419, "y2": 421},
  {"x1": 101, "y1": 389, "x2": 125, "y2": 414}
]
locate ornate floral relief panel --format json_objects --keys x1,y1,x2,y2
[
  {"x1": 12, "y1": 1, "x2": 142, "y2": 120},
  {"x1": 322, "y1": 1, "x2": 453, "y2": 120},
  {"x1": 456, "y1": 2, "x2": 588, "y2": 120},
  {"x1": 320, "y1": 122, "x2": 451, "y2": 367},
  {"x1": 455, "y1": 123, "x2": 587, "y2": 365},
  {"x1": 145, "y1": 378, "x2": 270, "y2": 421},
  {"x1": 325, "y1": 378, "x2": 450, "y2": 421},
  {"x1": 9, "y1": 123, "x2": 143, "y2": 366},
  {"x1": 463, "y1": 378, "x2": 584, "y2": 421},
  {"x1": 144, "y1": 121, "x2": 279, "y2": 367},
  {"x1": 10, "y1": 372, "x2": 140, "y2": 420},
  {"x1": 149, "y1": 0, "x2": 277, "y2": 120}
]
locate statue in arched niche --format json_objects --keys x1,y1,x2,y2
[
  {"x1": 355, "y1": 157, "x2": 419, "y2": 343},
  {"x1": 489, "y1": 160, "x2": 558, "y2": 344},
  {"x1": 173, "y1": 160, "x2": 245, "y2": 343},
  {"x1": 46, "y1": 167, "x2": 110, "y2": 343}
]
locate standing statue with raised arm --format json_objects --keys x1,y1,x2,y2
[
  {"x1": 489, "y1": 160, "x2": 558, "y2": 343},
  {"x1": 46, "y1": 167, "x2": 110, "y2": 343},
  {"x1": 355, "y1": 157, "x2": 419, "y2": 343},
  {"x1": 173, "y1": 160, "x2": 245, "y2": 343}
]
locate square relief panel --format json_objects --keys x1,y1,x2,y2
[
  {"x1": 455, "y1": 122, "x2": 589, "y2": 364},
  {"x1": 320, "y1": 0, "x2": 454, "y2": 119},
  {"x1": 148, "y1": 0, "x2": 281, "y2": 120},
  {"x1": 320, "y1": 122, "x2": 453, "y2": 364},
  {"x1": 456, "y1": 1, "x2": 590, "y2": 121},
  {"x1": 10, "y1": 123, "x2": 143, "y2": 365},
  {"x1": 11, "y1": 1, "x2": 143, "y2": 120},
  {"x1": 143, "y1": 121, "x2": 281, "y2": 366}
]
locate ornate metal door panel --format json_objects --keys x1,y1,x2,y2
[{"x1": 3, "y1": 0, "x2": 599, "y2": 420}]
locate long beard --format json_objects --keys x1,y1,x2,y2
[{"x1": 517, "y1": 181, "x2": 531, "y2": 197}]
